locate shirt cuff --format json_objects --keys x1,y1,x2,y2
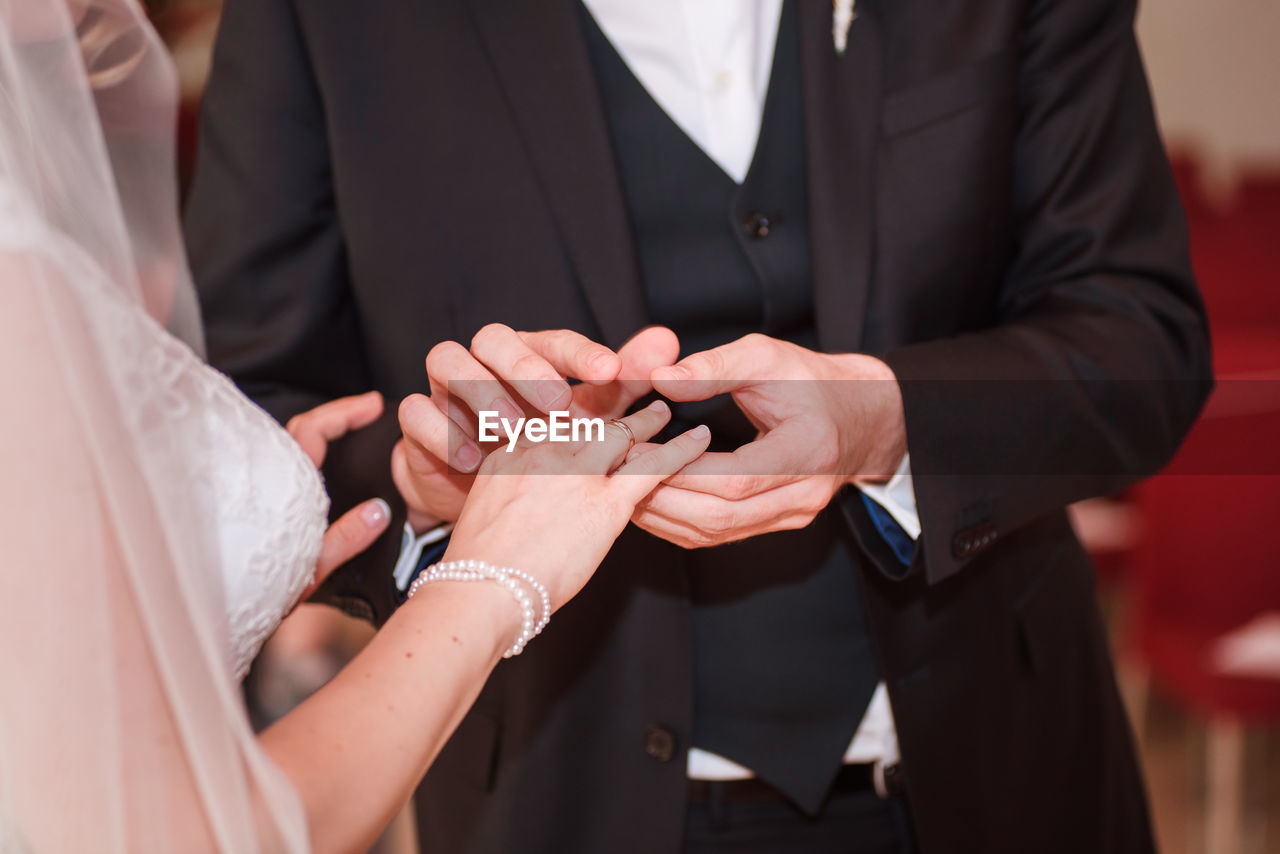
[
  {"x1": 392, "y1": 521, "x2": 453, "y2": 594},
  {"x1": 856, "y1": 454, "x2": 920, "y2": 540}
]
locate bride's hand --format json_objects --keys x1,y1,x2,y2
[
  {"x1": 287, "y1": 392, "x2": 394, "y2": 600},
  {"x1": 442, "y1": 400, "x2": 710, "y2": 614}
]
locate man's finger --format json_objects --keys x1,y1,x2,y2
[
  {"x1": 657, "y1": 420, "x2": 818, "y2": 498},
  {"x1": 399, "y1": 393, "x2": 484, "y2": 473},
  {"x1": 391, "y1": 440, "x2": 471, "y2": 527},
  {"x1": 574, "y1": 325, "x2": 680, "y2": 417},
  {"x1": 650, "y1": 333, "x2": 778, "y2": 401},
  {"x1": 658, "y1": 457, "x2": 801, "y2": 499},
  {"x1": 630, "y1": 485, "x2": 734, "y2": 548},
  {"x1": 629, "y1": 508, "x2": 714, "y2": 551},
  {"x1": 519, "y1": 328, "x2": 621, "y2": 384},
  {"x1": 426, "y1": 339, "x2": 523, "y2": 440},
  {"x1": 470, "y1": 323, "x2": 575, "y2": 412},
  {"x1": 635, "y1": 479, "x2": 821, "y2": 546}
]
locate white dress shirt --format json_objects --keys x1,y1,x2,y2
[{"x1": 583, "y1": 0, "x2": 920, "y2": 780}]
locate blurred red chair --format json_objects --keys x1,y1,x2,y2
[{"x1": 1129, "y1": 331, "x2": 1280, "y2": 854}]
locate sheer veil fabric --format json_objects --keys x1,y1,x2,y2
[{"x1": 0, "y1": 1, "x2": 307, "y2": 850}]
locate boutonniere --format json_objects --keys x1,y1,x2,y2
[{"x1": 833, "y1": 0, "x2": 856, "y2": 56}]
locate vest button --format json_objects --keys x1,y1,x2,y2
[
  {"x1": 742, "y1": 210, "x2": 781, "y2": 239},
  {"x1": 642, "y1": 725, "x2": 676, "y2": 763}
]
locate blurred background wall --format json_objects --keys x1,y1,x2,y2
[
  {"x1": 147, "y1": 3, "x2": 1280, "y2": 853},
  {"x1": 1138, "y1": 0, "x2": 1280, "y2": 200}
]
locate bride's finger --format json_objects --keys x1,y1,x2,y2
[
  {"x1": 287, "y1": 391, "x2": 384, "y2": 467},
  {"x1": 610, "y1": 425, "x2": 712, "y2": 504},
  {"x1": 576, "y1": 399, "x2": 671, "y2": 470},
  {"x1": 301, "y1": 498, "x2": 392, "y2": 605},
  {"x1": 624, "y1": 441, "x2": 661, "y2": 465}
]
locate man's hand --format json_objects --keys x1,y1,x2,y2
[
  {"x1": 395, "y1": 325, "x2": 680, "y2": 530},
  {"x1": 633, "y1": 333, "x2": 907, "y2": 548}
]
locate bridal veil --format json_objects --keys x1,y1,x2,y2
[{"x1": 0, "y1": 1, "x2": 307, "y2": 850}]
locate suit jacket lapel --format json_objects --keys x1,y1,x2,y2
[
  {"x1": 797, "y1": 0, "x2": 882, "y2": 354},
  {"x1": 462, "y1": 0, "x2": 648, "y2": 349}
]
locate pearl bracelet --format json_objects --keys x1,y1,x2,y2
[{"x1": 405, "y1": 559, "x2": 551, "y2": 658}]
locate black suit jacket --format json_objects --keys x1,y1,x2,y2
[{"x1": 186, "y1": 1, "x2": 1211, "y2": 851}]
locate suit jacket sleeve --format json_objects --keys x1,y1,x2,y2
[
  {"x1": 185, "y1": 0, "x2": 403, "y2": 623},
  {"x1": 877, "y1": 0, "x2": 1212, "y2": 585}
]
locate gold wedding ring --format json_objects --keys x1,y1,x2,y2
[{"x1": 606, "y1": 418, "x2": 636, "y2": 453}]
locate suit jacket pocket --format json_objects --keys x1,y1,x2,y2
[
  {"x1": 1013, "y1": 538, "x2": 1096, "y2": 677},
  {"x1": 882, "y1": 51, "x2": 1014, "y2": 138}
]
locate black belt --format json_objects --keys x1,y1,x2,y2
[{"x1": 687, "y1": 763, "x2": 904, "y2": 805}]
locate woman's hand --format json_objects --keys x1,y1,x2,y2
[
  {"x1": 286, "y1": 392, "x2": 394, "y2": 600},
  {"x1": 441, "y1": 399, "x2": 710, "y2": 614}
]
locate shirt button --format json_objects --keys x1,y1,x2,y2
[
  {"x1": 742, "y1": 210, "x2": 781, "y2": 239},
  {"x1": 714, "y1": 69, "x2": 733, "y2": 91},
  {"x1": 643, "y1": 725, "x2": 676, "y2": 763}
]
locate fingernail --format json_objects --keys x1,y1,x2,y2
[
  {"x1": 455, "y1": 443, "x2": 482, "y2": 472},
  {"x1": 588, "y1": 351, "x2": 615, "y2": 373},
  {"x1": 690, "y1": 425, "x2": 710, "y2": 439},
  {"x1": 493, "y1": 398, "x2": 522, "y2": 423},
  {"x1": 539, "y1": 383, "x2": 570, "y2": 410},
  {"x1": 648, "y1": 399, "x2": 669, "y2": 414},
  {"x1": 663, "y1": 365, "x2": 691, "y2": 380},
  {"x1": 361, "y1": 498, "x2": 391, "y2": 527}
]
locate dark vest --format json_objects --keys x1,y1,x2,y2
[{"x1": 580, "y1": 1, "x2": 879, "y2": 814}]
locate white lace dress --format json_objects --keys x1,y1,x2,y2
[
  {"x1": 191, "y1": 364, "x2": 330, "y2": 680},
  {"x1": 73, "y1": 239, "x2": 329, "y2": 681},
  {"x1": 127, "y1": 310, "x2": 330, "y2": 681},
  {"x1": 3, "y1": 179, "x2": 329, "y2": 683},
  {"x1": 0, "y1": 187, "x2": 329, "y2": 853}
]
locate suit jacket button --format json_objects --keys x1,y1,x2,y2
[
  {"x1": 952, "y1": 521, "x2": 998, "y2": 559},
  {"x1": 742, "y1": 210, "x2": 781, "y2": 239},
  {"x1": 643, "y1": 725, "x2": 676, "y2": 763}
]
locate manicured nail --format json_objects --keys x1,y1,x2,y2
[
  {"x1": 689, "y1": 425, "x2": 710, "y2": 439},
  {"x1": 648, "y1": 399, "x2": 670, "y2": 414},
  {"x1": 455, "y1": 442, "x2": 482, "y2": 472},
  {"x1": 361, "y1": 498, "x2": 391, "y2": 527}
]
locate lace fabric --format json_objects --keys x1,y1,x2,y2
[
  {"x1": 0, "y1": 180, "x2": 328, "y2": 680},
  {"x1": 114, "y1": 264, "x2": 329, "y2": 681},
  {"x1": 189, "y1": 340, "x2": 328, "y2": 680}
]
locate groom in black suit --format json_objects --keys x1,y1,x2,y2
[{"x1": 187, "y1": 0, "x2": 1210, "y2": 851}]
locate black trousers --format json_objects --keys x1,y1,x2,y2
[{"x1": 682, "y1": 785, "x2": 918, "y2": 854}]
